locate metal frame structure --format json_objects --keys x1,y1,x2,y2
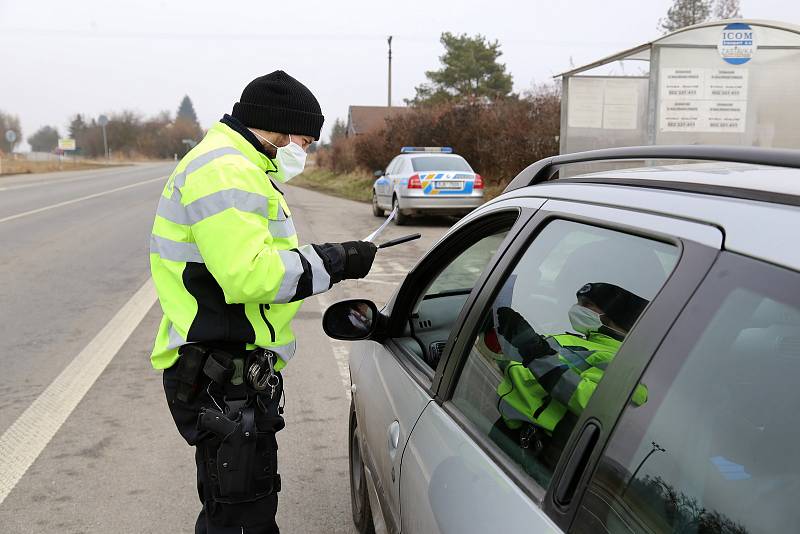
[{"x1": 557, "y1": 19, "x2": 800, "y2": 157}]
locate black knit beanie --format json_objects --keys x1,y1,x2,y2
[
  {"x1": 577, "y1": 282, "x2": 649, "y2": 331},
  {"x1": 232, "y1": 71, "x2": 324, "y2": 140}
]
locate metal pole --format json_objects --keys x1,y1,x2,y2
[
  {"x1": 387, "y1": 36, "x2": 393, "y2": 108},
  {"x1": 102, "y1": 124, "x2": 108, "y2": 160}
]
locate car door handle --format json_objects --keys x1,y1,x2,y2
[
  {"x1": 554, "y1": 421, "x2": 600, "y2": 506},
  {"x1": 388, "y1": 420, "x2": 400, "y2": 451}
]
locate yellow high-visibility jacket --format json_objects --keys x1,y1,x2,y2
[{"x1": 149, "y1": 120, "x2": 333, "y2": 371}]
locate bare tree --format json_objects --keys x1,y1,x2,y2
[
  {"x1": 0, "y1": 110, "x2": 23, "y2": 152},
  {"x1": 659, "y1": 0, "x2": 712, "y2": 33},
  {"x1": 714, "y1": 0, "x2": 742, "y2": 20}
]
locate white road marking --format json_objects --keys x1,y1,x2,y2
[
  {"x1": 0, "y1": 279, "x2": 157, "y2": 505},
  {"x1": 0, "y1": 166, "x2": 149, "y2": 191},
  {"x1": 0, "y1": 176, "x2": 165, "y2": 224},
  {"x1": 316, "y1": 291, "x2": 352, "y2": 400}
]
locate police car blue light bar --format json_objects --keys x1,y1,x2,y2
[{"x1": 400, "y1": 146, "x2": 453, "y2": 154}]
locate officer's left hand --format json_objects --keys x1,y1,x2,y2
[{"x1": 340, "y1": 241, "x2": 377, "y2": 280}]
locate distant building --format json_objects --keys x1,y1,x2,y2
[{"x1": 346, "y1": 106, "x2": 412, "y2": 137}]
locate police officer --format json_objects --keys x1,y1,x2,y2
[
  {"x1": 150, "y1": 71, "x2": 377, "y2": 533},
  {"x1": 491, "y1": 282, "x2": 649, "y2": 469}
]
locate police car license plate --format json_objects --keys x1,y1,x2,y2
[{"x1": 435, "y1": 181, "x2": 462, "y2": 189}]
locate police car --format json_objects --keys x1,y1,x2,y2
[{"x1": 372, "y1": 147, "x2": 484, "y2": 224}]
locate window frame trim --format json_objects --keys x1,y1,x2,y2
[
  {"x1": 432, "y1": 202, "x2": 722, "y2": 524},
  {"x1": 377, "y1": 206, "x2": 532, "y2": 395}
]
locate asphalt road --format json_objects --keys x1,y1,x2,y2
[{"x1": 0, "y1": 163, "x2": 451, "y2": 533}]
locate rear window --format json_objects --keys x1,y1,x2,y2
[{"x1": 411, "y1": 156, "x2": 473, "y2": 172}]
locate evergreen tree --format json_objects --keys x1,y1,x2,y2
[
  {"x1": 659, "y1": 0, "x2": 712, "y2": 33},
  {"x1": 177, "y1": 95, "x2": 199, "y2": 126},
  {"x1": 408, "y1": 32, "x2": 514, "y2": 106},
  {"x1": 330, "y1": 118, "x2": 347, "y2": 142},
  {"x1": 28, "y1": 126, "x2": 60, "y2": 152},
  {"x1": 68, "y1": 114, "x2": 88, "y2": 139},
  {"x1": 714, "y1": 0, "x2": 741, "y2": 19}
]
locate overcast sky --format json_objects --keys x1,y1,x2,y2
[{"x1": 1, "y1": 0, "x2": 798, "y2": 147}]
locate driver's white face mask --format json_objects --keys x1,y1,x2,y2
[
  {"x1": 252, "y1": 131, "x2": 307, "y2": 183},
  {"x1": 568, "y1": 304, "x2": 604, "y2": 335}
]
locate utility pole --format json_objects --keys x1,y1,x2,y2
[
  {"x1": 98, "y1": 115, "x2": 109, "y2": 160},
  {"x1": 387, "y1": 35, "x2": 393, "y2": 108}
]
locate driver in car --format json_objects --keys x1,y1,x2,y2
[{"x1": 489, "y1": 282, "x2": 649, "y2": 469}]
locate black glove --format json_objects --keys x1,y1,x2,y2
[
  {"x1": 313, "y1": 241, "x2": 377, "y2": 284},
  {"x1": 496, "y1": 307, "x2": 555, "y2": 363},
  {"x1": 341, "y1": 241, "x2": 377, "y2": 280}
]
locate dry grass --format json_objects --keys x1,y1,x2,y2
[
  {"x1": 0, "y1": 158, "x2": 124, "y2": 176},
  {"x1": 290, "y1": 168, "x2": 375, "y2": 203}
]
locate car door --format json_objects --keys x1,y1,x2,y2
[
  {"x1": 377, "y1": 157, "x2": 399, "y2": 206},
  {"x1": 570, "y1": 251, "x2": 800, "y2": 534},
  {"x1": 351, "y1": 203, "x2": 535, "y2": 534},
  {"x1": 399, "y1": 198, "x2": 722, "y2": 534}
]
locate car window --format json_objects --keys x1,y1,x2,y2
[
  {"x1": 385, "y1": 156, "x2": 400, "y2": 175},
  {"x1": 573, "y1": 253, "x2": 800, "y2": 534},
  {"x1": 411, "y1": 156, "x2": 473, "y2": 172},
  {"x1": 403, "y1": 217, "x2": 515, "y2": 372},
  {"x1": 399, "y1": 158, "x2": 413, "y2": 174},
  {"x1": 450, "y1": 219, "x2": 678, "y2": 489}
]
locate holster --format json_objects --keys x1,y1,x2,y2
[
  {"x1": 174, "y1": 344, "x2": 210, "y2": 403},
  {"x1": 198, "y1": 405, "x2": 281, "y2": 503}
]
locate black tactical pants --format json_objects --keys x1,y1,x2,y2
[{"x1": 163, "y1": 365, "x2": 284, "y2": 534}]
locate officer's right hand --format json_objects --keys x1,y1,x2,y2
[{"x1": 339, "y1": 241, "x2": 377, "y2": 280}]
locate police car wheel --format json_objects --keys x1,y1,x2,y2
[
  {"x1": 349, "y1": 404, "x2": 375, "y2": 534},
  {"x1": 392, "y1": 197, "x2": 408, "y2": 226},
  {"x1": 372, "y1": 191, "x2": 384, "y2": 217}
]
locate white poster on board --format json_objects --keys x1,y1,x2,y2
[
  {"x1": 660, "y1": 100, "x2": 702, "y2": 132},
  {"x1": 568, "y1": 78, "x2": 604, "y2": 128},
  {"x1": 602, "y1": 79, "x2": 639, "y2": 130},
  {"x1": 660, "y1": 68, "x2": 705, "y2": 99},
  {"x1": 706, "y1": 68, "x2": 748, "y2": 101},
  {"x1": 660, "y1": 67, "x2": 748, "y2": 133}
]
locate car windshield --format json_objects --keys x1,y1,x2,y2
[{"x1": 411, "y1": 156, "x2": 473, "y2": 172}]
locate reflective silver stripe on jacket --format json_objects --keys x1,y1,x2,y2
[
  {"x1": 297, "y1": 245, "x2": 331, "y2": 295},
  {"x1": 150, "y1": 234, "x2": 204, "y2": 263},
  {"x1": 167, "y1": 325, "x2": 186, "y2": 351},
  {"x1": 275, "y1": 250, "x2": 304, "y2": 303},
  {"x1": 170, "y1": 147, "x2": 244, "y2": 201},
  {"x1": 158, "y1": 188, "x2": 272, "y2": 226},
  {"x1": 547, "y1": 338, "x2": 594, "y2": 373},
  {"x1": 268, "y1": 339, "x2": 297, "y2": 364},
  {"x1": 549, "y1": 370, "x2": 582, "y2": 406},
  {"x1": 269, "y1": 217, "x2": 296, "y2": 239},
  {"x1": 498, "y1": 397, "x2": 532, "y2": 423},
  {"x1": 526, "y1": 354, "x2": 565, "y2": 381}
]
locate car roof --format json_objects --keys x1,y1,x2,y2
[{"x1": 570, "y1": 162, "x2": 800, "y2": 199}]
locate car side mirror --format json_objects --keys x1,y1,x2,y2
[
  {"x1": 373, "y1": 170, "x2": 384, "y2": 177},
  {"x1": 323, "y1": 299, "x2": 383, "y2": 341}
]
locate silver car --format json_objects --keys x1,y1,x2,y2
[
  {"x1": 325, "y1": 145, "x2": 800, "y2": 534},
  {"x1": 372, "y1": 147, "x2": 484, "y2": 224}
]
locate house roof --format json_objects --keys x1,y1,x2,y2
[{"x1": 347, "y1": 106, "x2": 412, "y2": 135}]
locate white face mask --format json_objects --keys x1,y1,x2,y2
[
  {"x1": 568, "y1": 304, "x2": 603, "y2": 335},
  {"x1": 252, "y1": 131, "x2": 307, "y2": 183}
]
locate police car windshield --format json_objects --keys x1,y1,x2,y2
[{"x1": 411, "y1": 156, "x2": 472, "y2": 172}]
